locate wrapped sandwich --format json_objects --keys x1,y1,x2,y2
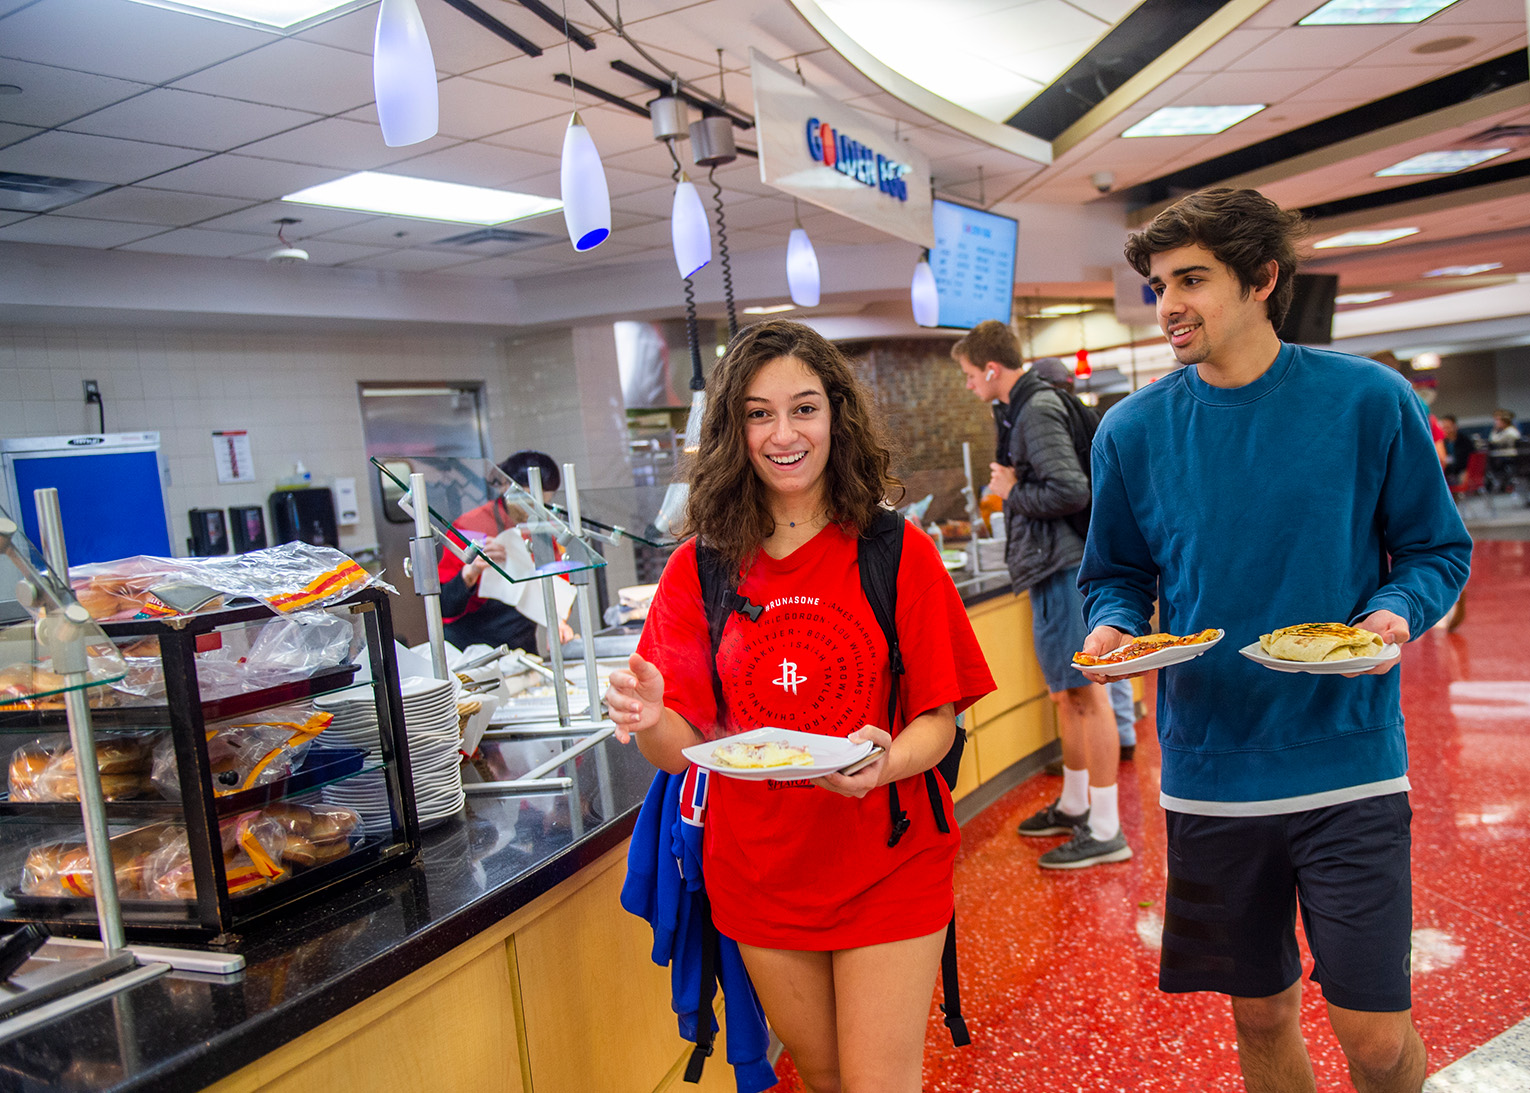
[{"x1": 1259, "y1": 623, "x2": 1384, "y2": 662}]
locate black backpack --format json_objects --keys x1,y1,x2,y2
[
  {"x1": 693, "y1": 507, "x2": 971, "y2": 1054},
  {"x1": 995, "y1": 380, "x2": 1100, "y2": 540}
]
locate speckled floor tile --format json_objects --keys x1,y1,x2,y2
[{"x1": 765, "y1": 539, "x2": 1530, "y2": 1092}]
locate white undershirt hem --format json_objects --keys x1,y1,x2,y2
[{"x1": 1160, "y1": 776, "x2": 1412, "y2": 817}]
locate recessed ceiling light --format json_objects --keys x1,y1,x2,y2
[
  {"x1": 1335, "y1": 291, "x2": 1395, "y2": 304},
  {"x1": 1037, "y1": 304, "x2": 1093, "y2": 316},
  {"x1": 124, "y1": 0, "x2": 368, "y2": 29},
  {"x1": 283, "y1": 172, "x2": 561, "y2": 226},
  {"x1": 1375, "y1": 148, "x2": 1510, "y2": 176},
  {"x1": 1123, "y1": 105, "x2": 1265, "y2": 138},
  {"x1": 743, "y1": 304, "x2": 797, "y2": 315},
  {"x1": 1312, "y1": 228, "x2": 1420, "y2": 249},
  {"x1": 1299, "y1": 1, "x2": 1462, "y2": 26},
  {"x1": 1423, "y1": 262, "x2": 1503, "y2": 277}
]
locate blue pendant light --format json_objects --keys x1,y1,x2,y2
[
  {"x1": 671, "y1": 173, "x2": 711, "y2": 278},
  {"x1": 911, "y1": 249, "x2": 939, "y2": 327},
  {"x1": 786, "y1": 225, "x2": 820, "y2": 307},
  {"x1": 373, "y1": 0, "x2": 439, "y2": 148},
  {"x1": 561, "y1": 112, "x2": 610, "y2": 251}
]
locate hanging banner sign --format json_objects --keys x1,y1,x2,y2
[{"x1": 750, "y1": 48, "x2": 934, "y2": 248}]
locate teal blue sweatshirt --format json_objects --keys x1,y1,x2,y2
[{"x1": 1080, "y1": 343, "x2": 1472, "y2": 811}]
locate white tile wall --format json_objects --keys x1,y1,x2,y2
[{"x1": 0, "y1": 321, "x2": 638, "y2": 565}]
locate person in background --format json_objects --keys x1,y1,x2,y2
[
  {"x1": 605, "y1": 320, "x2": 994, "y2": 1093},
  {"x1": 439, "y1": 450, "x2": 573, "y2": 654},
  {"x1": 1408, "y1": 377, "x2": 1447, "y2": 469},
  {"x1": 1487, "y1": 409, "x2": 1521, "y2": 493},
  {"x1": 953, "y1": 324, "x2": 1132, "y2": 870},
  {"x1": 1029, "y1": 354, "x2": 1139, "y2": 768},
  {"x1": 1082, "y1": 187, "x2": 1471, "y2": 1093},
  {"x1": 1440, "y1": 415, "x2": 1471, "y2": 484}
]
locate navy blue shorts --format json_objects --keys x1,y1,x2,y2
[
  {"x1": 1159, "y1": 793, "x2": 1413, "y2": 1012},
  {"x1": 1028, "y1": 564, "x2": 1091, "y2": 694}
]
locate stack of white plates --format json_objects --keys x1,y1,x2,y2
[
  {"x1": 398, "y1": 676, "x2": 466, "y2": 827},
  {"x1": 312, "y1": 691, "x2": 384, "y2": 753}
]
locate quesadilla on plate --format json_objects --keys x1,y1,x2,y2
[{"x1": 1259, "y1": 623, "x2": 1384, "y2": 662}]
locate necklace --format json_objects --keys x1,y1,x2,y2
[{"x1": 785, "y1": 511, "x2": 827, "y2": 530}]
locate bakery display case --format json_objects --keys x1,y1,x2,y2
[{"x1": 0, "y1": 584, "x2": 420, "y2": 943}]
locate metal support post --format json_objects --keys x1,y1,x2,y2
[
  {"x1": 562, "y1": 462, "x2": 616, "y2": 822},
  {"x1": 524, "y1": 466, "x2": 571, "y2": 727},
  {"x1": 407, "y1": 472, "x2": 449, "y2": 682},
  {"x1": 34, "y1": 488, "x2": 127, "y2": 957}
]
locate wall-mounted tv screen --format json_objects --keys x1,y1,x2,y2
[{"x1": 929, "y1": 198, "x2": 1018, "y2": 330}]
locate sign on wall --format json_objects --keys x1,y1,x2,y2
[{"x1": 751, "y1": 49, "x2": 934, "y2": 248}]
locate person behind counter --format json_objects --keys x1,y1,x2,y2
[
  {"x1": 1080, "y1": 187, "x2": 1471, "y2": 1093},
  {"x1": 603, "y1": 320, "x2": 994, "y2": 1093},
  {"x1": 438, "y1": 450, "x2": 573, "y2": 654}
]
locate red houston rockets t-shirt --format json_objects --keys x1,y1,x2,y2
[{"x1": 636, "y1": 520, "x2": 994, "y2": 950}]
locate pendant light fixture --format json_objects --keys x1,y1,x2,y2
[
  {"x1": 373, "y1": 0, "x2": 439, "y2": 148},
  {"x1": 911, "y1": 249, "x2": 939, "y2": 327},
  {"x1": 786, "y1": 201, "x2": 820, "y2": 308},
  {"x1": 557, "y1": 0, "x2": 609, "y2": 250},
  {"x1": 671, "y1": 172, "x2": 710, "y2": 278},
  {"x1": 1074, "y1": 305, "x2": 1092, "y2": 379}
]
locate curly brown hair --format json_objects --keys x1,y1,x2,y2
[
  {"x1": 682, "y1": 320, "x2": 901, "y2": 574},
  {"x1": 1124, "y1": 188, "x2": 1307, "y2": 330}
]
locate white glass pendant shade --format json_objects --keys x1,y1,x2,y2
[
  {"x1": 671, "y1": 177, "x2": 711, "y2": 278},
  {"x1": 373, "y1": 0, "x2": 439, "y2": 148},
  {"x1": 560, "y1": 115, "x2": 610, "y2": 251},
  {"x1": 786, "y1": 227, "x2": 820, "y2": 307},
  {"x1": 911, "y1": 254, "x2": 939, "y2": 327}
]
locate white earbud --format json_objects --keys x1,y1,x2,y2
[{"x1": 984, "y1": 368, "x2": 996, "y2": 381}]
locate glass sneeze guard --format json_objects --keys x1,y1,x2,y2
[
  {"x1": 0, "y1": 508, "x2": 127, "y2": 707},
  {"x1": 371, "y1": 457, "x2": 606, "y2": 582}
]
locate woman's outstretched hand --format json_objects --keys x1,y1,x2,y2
[
  {"x1": 816, "y1": 725, "x2": 895, "y2": 798},
  {"x1": 604, "y1": 653, "x2": 666, "y2": 744}
]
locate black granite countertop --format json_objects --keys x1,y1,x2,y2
[{"x1": 0, "y1": 738, "x2": 658, "y2": 1093}]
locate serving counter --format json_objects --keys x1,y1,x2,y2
[{"x1": 0, "y1": 578, "x2": 1059, "y2": 1093}]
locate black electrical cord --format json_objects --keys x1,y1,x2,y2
[
  {"x1": 667, "y1": 141, "x2": 704, "y2": 391},
  {"x1": 708, "y1": 166, "x2": 736, "y2": 341}
]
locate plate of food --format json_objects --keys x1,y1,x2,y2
[
  {"x1": 681, "y1": 727, "x2": 876, "y2": 782},
  {"x1": 1072, "y1": 629, "x2": 1224, "y2": 677},
  {"x1": 1239, "y1": 623, "x2": 1399, "y2": 674},
  {"x1": 940, "y1": 549, "x2": 968, "y2": 572}
]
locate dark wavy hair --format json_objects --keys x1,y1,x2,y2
[
  {"x1": 1124, "y1": 188, "x2": 1308, "y2": 330},
  {"x1": 682, "y1": 320, "x2": 901, "y2": 574}
]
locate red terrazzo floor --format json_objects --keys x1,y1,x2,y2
[{"x1": 768, "y1": 537, "x2": 1530, "y2": 1092}]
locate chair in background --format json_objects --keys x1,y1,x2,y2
[{"x1": 1450, "y1": 452, "x2": 1493, "y2": 515}]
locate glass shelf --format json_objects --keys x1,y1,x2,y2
[
  {"x1": 0, "y1": 504, "x2": 127, "y2": 705},
  {"x1": 370, "y1": 457, "x2": 606, "y2": 582},
  {"x1": 548, "y1": 484, "x2": 680, "y2": 548}
]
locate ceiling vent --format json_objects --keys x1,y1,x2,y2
[
  {"x1": 0, "y1": 172, "x2": 113, "y2": 213},
  {"x1": 431, "y1": 227, "x2": 559, "y2": 253}
]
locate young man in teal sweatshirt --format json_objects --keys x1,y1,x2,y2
[{"x1": 1078, "y1": 188, "x2": 1471, "y2": 1093}]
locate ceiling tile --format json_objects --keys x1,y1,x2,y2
[
  {"x1": 1179, "y1": 28, "x2": 1282, "y2": 74},
  {"x1": 296, "y1": 3, "x2": 535, "y2": 77},
  {"x1": 0, "y1": 215, "x2": 165, "y2": 247},
  {"x1": 1356, "y1": 20, "x2": 1528, "y2": 69},
  {"x1": 487, "y1": 102, "x2": 656, "y2": 162},
  {"x1": 0, "y1": 0, "x2": 272, "y2": 83},
  {"x1": 1233, "y1": 24, "x2": 1419, "y2": 71},
  {"x1": 0, "y1": 123, "x2": 42, "y2": 150},
  {"x1": 0, "y1": 130, "x2": 205, "y2": 184},
  {"x1": 337, "y1": 248, "x2": 487, "y2": 272},
  {"x1": 239, "y1": 117, "x2": 457, "y2": 171},
  {"x1": 117, "y1": 225, "x2": 289, "y2": 258},
  {"x1": 53, "y1": 186, "x2": 252, "y2": 226},
  {"x1": 147, "y1": 154, "x2": 347, "y2": 201},
  {"x1": 0, "y1": 58, "x2": 151, "y2": 129},
  {"x1": 1284, "y1": 61, "x2": 1456, "y2": 106},
  {"x1": 65, "y1": 88, "x2": 320, "y2": 152},
  {"x1": 1181, "y1": 69, "x2": 1334, "y2": 106},
  {"x1": 0, "y1": 211, "x2": 29, "y2": 227},
  {"x1": 170, "y1": 39, "x2": 376, "y2": 116},
  {"x1": 444, "y1": 253, "x2": 573, "y2": 278},
  {"x1": 191, "y1": 199, "x2": 374, "y2": 237},
  {"x1": 386, "y1": 141, "x2": 561, "y2": 189},
  {"x1": 432, "y1": 76, "x2": 571, "y2": 141}
]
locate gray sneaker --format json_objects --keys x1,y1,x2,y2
[
  {"x1": 1017, "y1": 799, "x2": 1089, "y2": 838},
  {"x1": 1038, "y1": 828, "x2": 1133, "y2": 869}
]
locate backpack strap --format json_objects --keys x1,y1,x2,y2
[
  {"x1": 857, "y1": 509, "x2": 913, "y2": 846},
  {"x1": 684, "y1": 889, "x2": 720, "y2": 1082},
  {"x1": 939, "y1": 915, "x2": 970, "y2": 1046}
]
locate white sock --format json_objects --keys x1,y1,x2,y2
[
  {"x1": 1060, "y1": 767, "x2": 1090, "y2": 816},
  {"x1": 1088, "y1": 784, "x2": 1120, "y2": 841}
]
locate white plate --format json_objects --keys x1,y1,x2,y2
[
  {"x1": 1238, "y1": 641, "x2": 1400, "y2": 674},
  {"x1": 681, "y1": 727, "x2": 875, "y2": 782},
  {"x1": 1072, "y1": 630, "x2": 1225, "y2": 677},
  {"x1": 941, "y1": 549, "x2": 967, "y2": 571}
]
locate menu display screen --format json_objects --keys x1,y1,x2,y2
[{"x1": 929, "y1": 198, "x2": 1018, "y2": 329}]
